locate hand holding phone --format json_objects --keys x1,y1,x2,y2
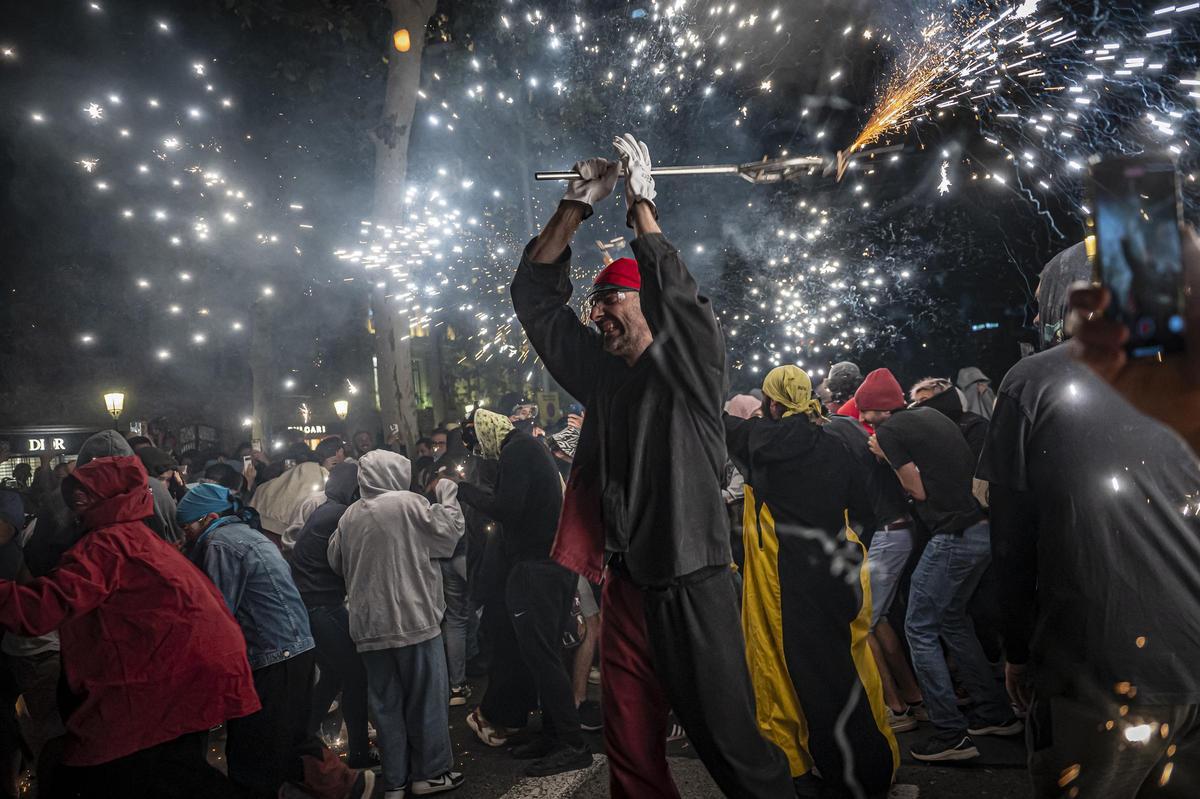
[
  {"x1": 1070, "y1": 226, "x2": 1200, "y2": 456},
  {"x1": 1088, "y1": 153, "x2": 1187, "y2": 358}
]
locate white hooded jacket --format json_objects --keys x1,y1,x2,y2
[{"x1": 327, "y1": 450, "x2": 464, "y2": 652}]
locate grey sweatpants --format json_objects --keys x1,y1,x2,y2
[{"x1": 362, "y1": 636, "x2": 454, "y2": 791}]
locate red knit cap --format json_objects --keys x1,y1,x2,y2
[
  {"x1": 854, "y1": 368, "x2": 906, "y2": 412},
  {"x1": 589, "y1": 257, "x2": 641, "y2": 298}
]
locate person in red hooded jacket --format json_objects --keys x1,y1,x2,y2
[{"x1": 0, "y1": 455, "x2": 260, "y2": 799}]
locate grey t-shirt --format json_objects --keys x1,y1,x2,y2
[{"x1": 978, "y1": 345, "x2": 1200, "y2": 703}]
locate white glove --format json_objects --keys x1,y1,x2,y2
[
  {"x1": 562, "y1": 158, "x2": 620, "y2": 211},
  {"x1": 613, "y1": 133, "x2": 657, "y2": 212}
]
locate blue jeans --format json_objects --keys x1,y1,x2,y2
[
  {"x1": 905, "y1": 521, "x2": 1011, "y2": 733},
  {"x1": 362, "y1": 636, "x2": 454, "y2": 790},
  {"x1": 440, "y1": 556, "x2": 470, "y2": 688}
]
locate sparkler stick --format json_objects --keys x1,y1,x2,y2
[{"x1": 537, "y1": 149, "x2": 901, "y2": 184}]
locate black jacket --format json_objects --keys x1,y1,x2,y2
[
  {"x1": 511, "y1": 232, "x2": 730, "y2": 586},
  {"x1": 456, "y1": 430, "x2": 561, "y2": 564},
  {"x1": 289, "y1": 462, "x2": 358, "y2": 608},
  {"x1": 918, "y1": 388, "x2": 989, "y2": 462},
  {"x1": 724, "y1": 414, "x2": 870, "y2": 540},
  {"x1": 824, "y1": 415, "x2": 909, "y2": 538}
]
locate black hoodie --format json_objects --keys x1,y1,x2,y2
[
  {"x1": 289, "y1": 461, "x2": 359, "y2": 608},
  {"x1": 724, "y1": 413, "x2": 871, "y2": 539},
  {"x1": 918, "y1": 388, "x2": 989, "y2": 462}
]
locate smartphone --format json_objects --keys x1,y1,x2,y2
[
  {"x1": 1088, "y1": 153, "x2": 1187, "y2": 358},
  {"x1": 242, "y1": 455, "x2": 253, "y2": 470}
]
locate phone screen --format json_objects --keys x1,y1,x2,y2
[
  {"x1": 243, "y1": 455, "x2": 253, "y2": 469},
  {"x1": 1089, "y1": 155, "x2": 1186, "y2": 358}
]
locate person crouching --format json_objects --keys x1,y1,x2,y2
[
  {"x1": 0, "y1": 456, "x2": 260, "y2": 799},
  {"x1": 178, "y1": 483, "x2": 373, "y2": 799}
]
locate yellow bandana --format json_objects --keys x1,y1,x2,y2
[
  {"x1": 762, "y1": 365, "x2": 825, "y2": 419},
  {"x1": 474, "y1": 408, "x2": 515, "y2": 460}
]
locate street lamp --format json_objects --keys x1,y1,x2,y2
[
  {"x1": 334, "y1": 400, "x2": 349, "y2": 421},
  {"x1": 104, "y1": 391, "x2": 125, "y2": 430}
]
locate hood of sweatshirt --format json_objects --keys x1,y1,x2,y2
[
  {"x1": 77, "y1": 430, "x2": 134, "y2": 466},
  {"x1": 919, "y1": 386, "x2": 965, "y2": 423},
  {"x1": 357, "y1": 450, "x2": 411, "y2": 499},
  {"x1": 956, "y1": 367, "x2": 990, "y2": 390},
  {"x1": 324, "y1": 461, "x2": 360, "y2": 506}
]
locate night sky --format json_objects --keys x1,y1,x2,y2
[{"x1": 2, "y1": 0, "x2": 1195, "y2": 431}]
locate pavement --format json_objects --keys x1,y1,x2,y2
[{"x1": 419, "y1": 679, "x2": 1033, "y2": 798}]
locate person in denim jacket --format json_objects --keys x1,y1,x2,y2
[{"x1": 179, "y1": 483, "x2": 372, "y2": 799}]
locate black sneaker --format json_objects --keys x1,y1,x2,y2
[
  {"x1": 511, "y1": 737, "x2": 556, "y2": 760},
  {"x1": 578, "y1": 699, "x2": 603, "y2": 731},
  {"x1": 910, "y1": 731, "x2": 979, "y2": 762},
  {"x1": 525, "y1": 744, "x2": 593, "y2": 777},
  {"x1": 449, "y1": 684, "x2": 472, "y2": 707},
  {"x1": 968, "y1": 717, "x2": 1024, "y2": 737}
]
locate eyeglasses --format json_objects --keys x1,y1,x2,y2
[{"x1": 588, "y1": 290, "x2": 629, "y2": 310}]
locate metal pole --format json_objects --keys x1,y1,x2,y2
[{"x1": 535, "y1": 164, "x2": 743, "y2": 181}]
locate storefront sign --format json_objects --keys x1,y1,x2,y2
[
  {"x1": 288, "y1": 425, "x2": 327, "y2": 436},
  {"x1": 1, "y1": 429, "x2": 98, "y2": 457}
]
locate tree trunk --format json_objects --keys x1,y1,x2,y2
[
  {"x1": 250, "y1": 299, "x2": 273, "y2": 448},
  {"x1": 371, "y1": 0, "x2": 438, "y2": 453}
]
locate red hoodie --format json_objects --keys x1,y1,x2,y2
[{"x1": 0, "y1": 456, "x2": 260, "y2": 766}]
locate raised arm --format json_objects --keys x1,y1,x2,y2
[
  {"x1": 616, "y1": 134, "x2": 725, "y2": 408},
  {"x1": 417, "y1": 480, "x2": 465, "y2": 560},
  {"x1": 511, "y1": 159, "x2": 620, "y2": 400}
]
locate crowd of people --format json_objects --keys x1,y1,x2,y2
[{"x1": 0, "y1": 133, "x2": 1198, "y2": 799}]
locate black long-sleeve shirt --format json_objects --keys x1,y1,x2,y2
[
  {"x1": 511, "y1": 232, "x2": 731, "y2": 586},
  {"x1": 456, "y1": 431, "x2": 562, "y2": 564}
]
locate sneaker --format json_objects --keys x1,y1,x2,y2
[
  {"x1": 466, "y1": 707, "x2": 511, "y2": 747},
  {"x1": 910, "y1": 731, "x2": 979, "y2": 762},
  {"x1": 511, "y1": 737, "x2": 556, "y2": 760},
  {"x1": 525, "y1": 744, "x2": 593, "y2": 777},
  {"x1": 666, "y1": 721, "x2": 687, "y2": 743},
  {"x1": 968, "y1": 717, "x2": 1025, "y2": 737},
  {"x1": 383, "y1": 790, "x2": 406, "y2": 799},
  {"x1": 350, "y1": 769, "x2": 376, "y2": 799},
  {"x1": 578, "y1": 699, "x2": 603, "y2": 732},
  {"x1": 588, "y1": 666, "x2": 601, "y2": 685},
  {"x1": 887, "y1": 707, "x2": 918, "y2": 733},
  {"x1": 411, "y1": 771, "x2": 464, "y2": 795},
  {"x1": 909, "y1": 701, "x2": 929, "y2": 722},
  {"x1": 449, "y1": 684, "x2": 472, "y2": 707}
]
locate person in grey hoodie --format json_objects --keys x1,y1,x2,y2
[
  {"x1": 327, "y1": 450, "x2": 465, "y2": 799},
  {"x1": 24, "y1": 430, "x2": 183, "y2": 577},
  {"x1": 956, "y1": 367, "x2": 997, "y2": 422}
]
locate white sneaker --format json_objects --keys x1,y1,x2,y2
[
  {"x1": 466, "y1": 707, "x2": 511, "y2": 747},
  {"x1": 383, "y1": 790, "x2": 406, "y2": 799},
  {"x1": 887, "y1": 707, "x2": 918, "y2": 733},
  {"x1": 411, "y1": 771, "x2": 464, "y2": 795}
]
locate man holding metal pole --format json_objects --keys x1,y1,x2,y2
[{"x1": 511, "y1": 134, "x2": 792, "y2": 798}]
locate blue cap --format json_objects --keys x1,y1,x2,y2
[{"x1": 177, "y1": 483, "x2": 234, "y2": 525}]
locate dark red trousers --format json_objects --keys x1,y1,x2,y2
[{"x1": 600, "y1": 565, "x2": 793, "y2": 799}]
